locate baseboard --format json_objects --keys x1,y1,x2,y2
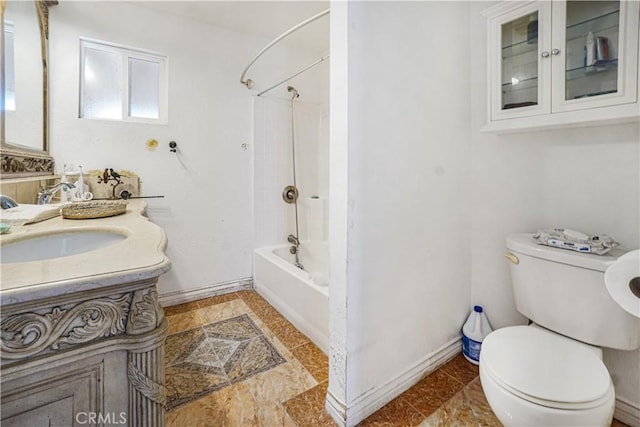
[
  {"x1": 615, "y1": 397, "x2": 640, "y2": 427},
  {"x1": 325, "y1": 336, "x2": 462, "y2": 427},
  {"x1": 325, "y1": 388, "x2": 348, "y2": 427},
  {"x1": 158, "y1": 278, "x2": 253, "y2": 307}
]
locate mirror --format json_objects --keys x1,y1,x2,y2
[{"x1": 1, "y1": 0, "x2": 55, "y2": 178}]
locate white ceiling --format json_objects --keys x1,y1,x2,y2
[{"x1": 132, "y1": 1, "x2": 329, "y2": 52}]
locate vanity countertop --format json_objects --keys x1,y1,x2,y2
[{"x1": 0, "y1": 200, "x2": 171, "y2": 306}]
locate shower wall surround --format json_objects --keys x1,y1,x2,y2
[
  {"x1": 253, "y1": 96, "x2": 329, "y2": 249},
  {"x1": 46, "y1": 2, "x2": 328, "y2": 304}
]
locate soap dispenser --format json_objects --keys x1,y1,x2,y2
[
  {"x1": 78, "y1": 165, "x2": 85, "y2": 195},
  {"x1": 60, "y1": 164, "x2": 69, "y2": 203}
]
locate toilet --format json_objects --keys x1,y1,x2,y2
[{"x1": 479, "y1": 233, "x2": 640, "y2": 427}]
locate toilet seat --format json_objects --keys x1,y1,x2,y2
[{"x1": 481, "y1": 326, "x2": 612, "y2": 410}]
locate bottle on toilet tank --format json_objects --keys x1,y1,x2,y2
[{"x1": 462, "y1": 305, "x2": 493, "y2": 365}]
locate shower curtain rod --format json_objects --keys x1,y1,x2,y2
[
  {"x1": 257, "y1": 54, "x2": 329, "y2": 97},
  {"x1": 239, "y1": 8, "x2": 330, "y2": 90}
]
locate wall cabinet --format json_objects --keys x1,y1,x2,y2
[{"x1": 483, "y1": 0, "x2": 639, "y2": 132}]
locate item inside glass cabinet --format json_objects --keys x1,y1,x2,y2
[{"x1": 565, "y1": 1, "x2": 620, "y2": 100}]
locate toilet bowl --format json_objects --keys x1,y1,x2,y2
[
  {"x1": 480, "y1": 325, "x2": 615, "y2": 427},
  {"x1": 479, "y1": 233, "x2": 640, "y2": 426}
]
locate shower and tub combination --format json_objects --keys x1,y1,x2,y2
[
  {"x1": 241, "y1": 9, "x2": 330, "y2": 352},
  {"x1": 254, "y1": 84, "x2": 329, "y2": 352}
]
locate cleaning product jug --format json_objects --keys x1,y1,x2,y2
[{"x1": 462, "y1": 305, "x2": 493, "y2": 365}]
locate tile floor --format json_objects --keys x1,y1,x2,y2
[
  {"x1": 165, "y1": 314, "x2": 287, "y2": 409},
  {"x1": 163, "y1": 290, "x2": 629, "y2": 427}
]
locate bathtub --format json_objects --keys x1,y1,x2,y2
[{"x1": 253, "y1": 241, "x2": 329, "y2": 353}]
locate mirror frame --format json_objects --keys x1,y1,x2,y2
[{"x1": 0, "y1": 0, "x2": 56, "y2": 178}]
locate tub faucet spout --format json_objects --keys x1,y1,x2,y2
[{"x1": 286, "y1": 234, "x2": 304, "y2": 270}]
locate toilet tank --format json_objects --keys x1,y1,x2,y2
[{"x1": 505, "y1": 233, "x2": 640, "y2": 350}]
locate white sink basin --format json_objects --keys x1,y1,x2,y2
[{"x1": 1, "y1": 230, "x2": 127, "y2": 264}]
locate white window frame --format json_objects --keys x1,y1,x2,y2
[{"x1": 79, "y1": 37, "x2": 168, "y2": 123}]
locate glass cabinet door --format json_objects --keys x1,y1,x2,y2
[
  {"x1": 489, "y1": 2, "x2": 551, "y2": 120},
  {"x1": 553, "y1": 0, "x2": 638, "y2": 112},
  {"x1": 501, "y1": 11, "x2": 541, "y2": 110},
  {"x1": 484, "y1": 0, "x2": 638, "y2": 130},
  {"x1": 563, "y1": 1, "x2": 620, "y2": 101}
]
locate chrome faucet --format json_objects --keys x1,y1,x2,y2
[
  {"x1": 287, "y1": 234, "x2": 300, "y2": 246},
  {"x1": 0, "y1": 195, "x2": 19, "y2": 209},
  {"x1": 287, "y1": 234, "x2": 304, "y2": 270},
  {"x1": 37, "y1": 182, "x2": 75, "y2": 205}
]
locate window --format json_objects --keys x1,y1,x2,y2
[{"x1": 79, "y1": 38, "x2": 167, "y2": 122}]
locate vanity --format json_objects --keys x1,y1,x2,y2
[
  {"x1": 0, "y1": 201, "x2": 171, "y2": 426},
  {"x1": 1, "y1": 2, "x2": 172, "y2": 423}
]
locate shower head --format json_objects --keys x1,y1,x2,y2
[{"x1": 287, "y1": 86, "x2": 300, "y2": 99}]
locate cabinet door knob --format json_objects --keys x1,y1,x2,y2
[
  {"x1": 541, "y1": 51, "x2": 550, "y2": 58},
  {"x1": 551, "y1": 48, "x2": 561, "y2": 55}
]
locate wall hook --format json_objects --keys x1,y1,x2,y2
[{"x1": 169, "y1": 141, "x2": 178, "y2": 153}]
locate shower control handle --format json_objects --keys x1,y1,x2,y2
[{"x1": 282, "y1": 185, "x2": 299, "y2": 204}]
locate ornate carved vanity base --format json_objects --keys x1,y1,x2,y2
[{"x1": 1, "y1": 278, "x2": 167, "y2": 427}]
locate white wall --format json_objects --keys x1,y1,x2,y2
[
  {"x1": 48, "y1": 1, "x2": 326, "y2": 299},
  {"x1": 470, "y1": 1, "x2": 640, "y2": 413},
  {"x1": 328, "y1": 2, "x2": 472, "y2": 422}
]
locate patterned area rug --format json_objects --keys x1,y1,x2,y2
[{"x1": 165, "y1": 314, "x2": 286, "y2": 409}]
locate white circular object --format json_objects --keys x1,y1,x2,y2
[
  {"x1": 481, "y1": 326, "x2": 611, "y2": 409},
  {"x1": 605, "y1": 250, "x2": 640, "y2": 318},
  {"x1": 480, "y1": 361, "x2": 615, "y2": 427}
]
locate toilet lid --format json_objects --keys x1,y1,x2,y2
[{"x1": 481, "y1": 326, "x2": 612, "y2": 409}]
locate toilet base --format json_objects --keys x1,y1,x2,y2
[{"x1": 480, "y1": 364, "x2": 615, "y2": 427}]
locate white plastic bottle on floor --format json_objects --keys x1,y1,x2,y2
[{"x1": 462, "y1": 305, "x2": 493, "y2": 365}]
